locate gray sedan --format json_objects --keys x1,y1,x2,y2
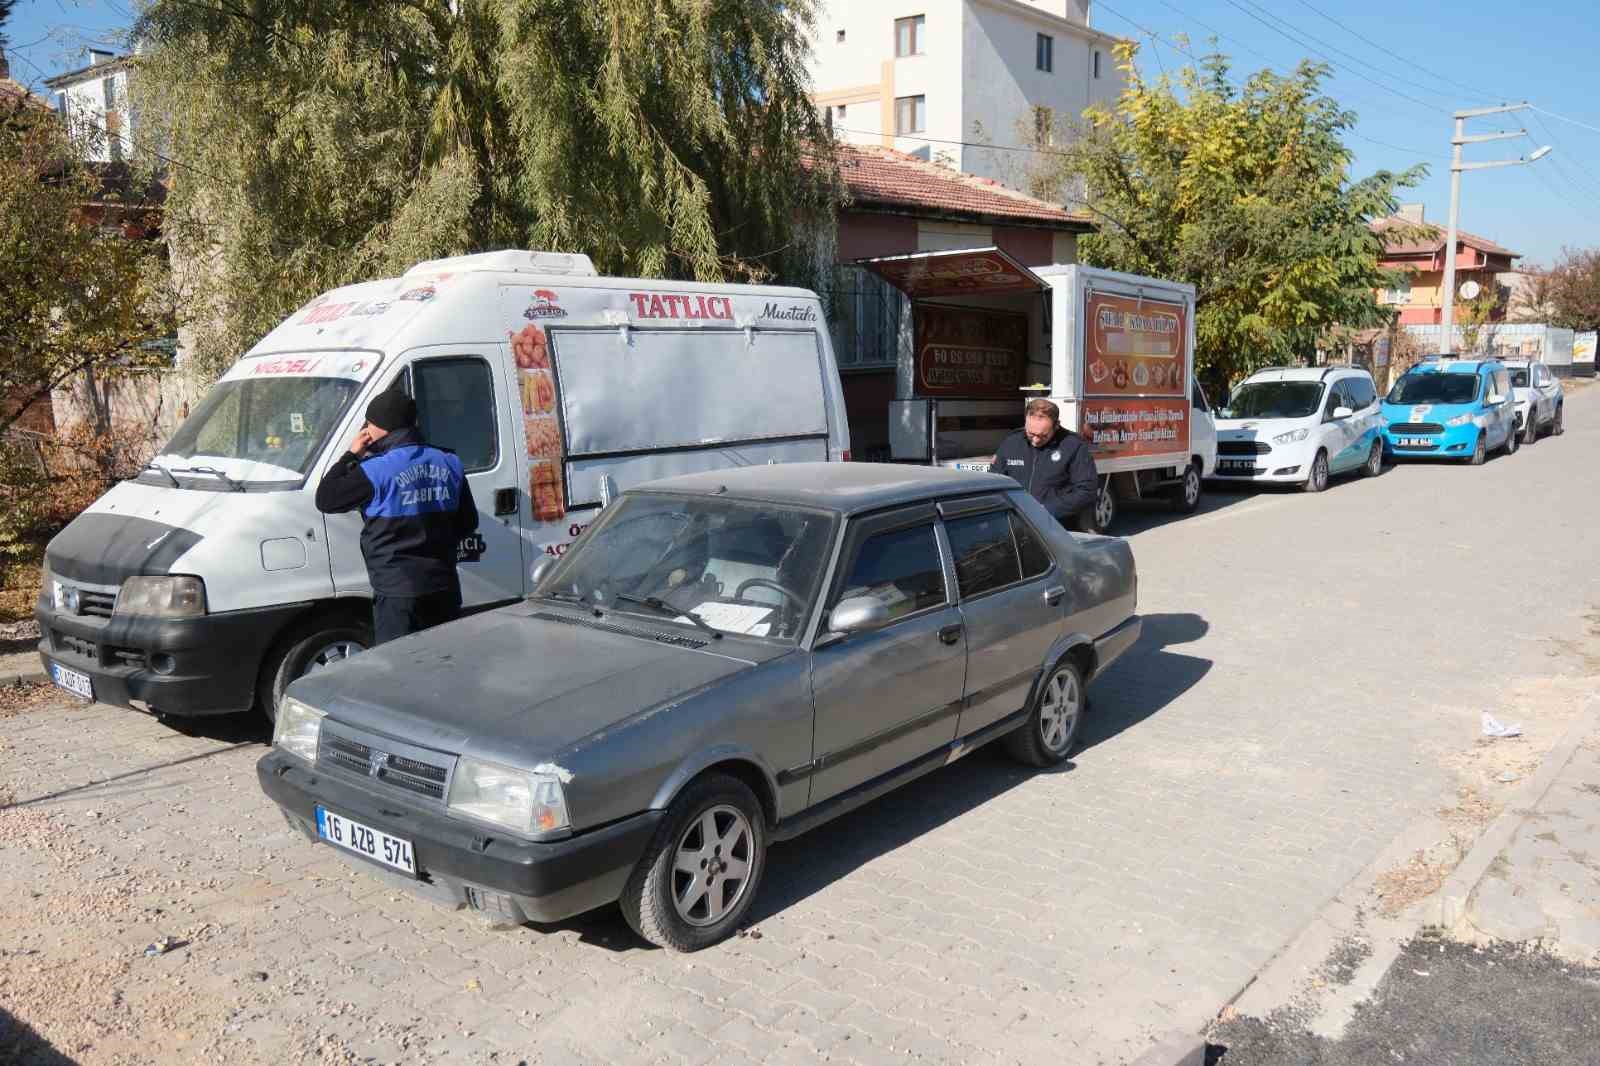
[{"x1": 257, "y1": 463, "x2": 1141, "y2": 950}]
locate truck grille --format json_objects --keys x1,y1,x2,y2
[
  {"x1": 1218, "y1": 441, "x2": 1271, "y2": 455},
  {"x1": 77, "y1": 590, "x2": 117, "y2": 619},
  {"x1": 1388, "y1": 422, "x2": 1443, "y2": 435},
  {"x1": 51, "y1": 629, "x2": 97, "y2": 661},
  {"x1": 317, "y1": 725, "x2": 453, "y2": 803}
]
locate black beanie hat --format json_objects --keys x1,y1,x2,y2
[{"x1": 366, "y1": 389, "x2": 417, "y2": 432}]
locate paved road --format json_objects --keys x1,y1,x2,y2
[{"x1": 3, "y1": 387, "x2": 1599, "y2": 1065}]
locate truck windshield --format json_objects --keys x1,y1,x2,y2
[
  {"x1": 1225, "y1": 381, "x2": 1324, "y2": 419},
  {"x1": 1386, "y1": 373, "x2": 1479, "y2": 406},
  {"x1": 159, "y1": 376, "x2": 360, "y2": 479},
  {"x1": 535, "y1": 493, "x2": 838, "y2": 642}
]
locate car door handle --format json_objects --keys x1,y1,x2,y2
[
  {"x1": 1043, "y1": 585, "x2": 1065, "y2": 606},
  {"x1": 938, "y1": 624, "x2": 963, "y2": 645}
]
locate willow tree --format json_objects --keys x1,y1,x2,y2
[
  {"x1": 135, "y1": 0, "x2": 839, "y2": 380},
  {"x1": 1027, "y1": 42, "x2": 1426, "y2": 385}
]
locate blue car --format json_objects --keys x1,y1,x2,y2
[{"x1": 1381, "y1": 357, "x2": 1520, "y2": 465}]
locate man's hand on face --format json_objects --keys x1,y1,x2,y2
[{"x1": 350, "y1": 422, "x2": 383, "y2": 455}]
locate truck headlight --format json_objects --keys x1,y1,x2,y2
[
  {"x1": 1446, "y1": 413, "x2": 1474, "y2": 427},
  {"x1": 273, "y1": 697, "x2": 325, "y2": 763},
  {"x1": 115, "y1": 575, "x2": 207, "y2": 618},
  {"x1": 447, "y1": 757, "x2": 570, "y2": 835},
  {"x1": 1273, "y1": 428, "x2": 1309, "y2": 445}
]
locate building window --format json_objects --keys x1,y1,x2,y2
[
  {"x1": 54, "y1": 92, "x2": 69, "y2": 118},
  {"x1": 1381, "y1": 277, "x2": 1414, "y2": 305},
  {"x1": 1037, "y1": 33, "x2": 1054, "y2": 73},
  {"x1": 1093, "y1": 49, "x2": 1102, "y2": 78},
  {"x1": 836, "y1": 104, "x2": 847, "y2": 119},
  {"x1": 1033, "y1": 105, "x2": 1054, "y2": 146},
  {"x1": 836, "y1": 28, "x2": 846, "y2": 43},
  {"x1": 895, "y1": 95, "x2": 926, "y2": 135},
  {"x1": 895, "y1": 15, "x2": 925, "y2": 57}
]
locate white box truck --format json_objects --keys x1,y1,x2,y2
[
  {"x1": 36, "y1": 250, "x2": 850, "y2": 720},
  {"x1": 861, "y1": 249, "x2": 1215, "y2": 530}
]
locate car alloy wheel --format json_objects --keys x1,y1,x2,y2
[
  {"x1": 1554, "y1": 406, "x2": 1564, "y2": 435},
  {"x1": 307, "y1": 640, "x2": 363, "y2": 674},
  {"x1": 1037, "y1": 667, "x2": 1082, "y2": 755},
  {"x1": 1303, "y1": 451, "x2": 1329, "y2": 493},
  {"x1": 1094, "y1": 481, "x2": 1117, "y2": 532},
  {"x1": 1470, "y1": 434, "x2": 1486, "y2": 466},
  {"x1": 1524, "y1": 411, "x2": 1539, "y2": 445},
  {"x1": 1181, "y1": 463, "x2": 1201, "y2": 510},
  {"x1": 1363, "y1": 439, "x2": 1382, "y2": 477},
  {"x1": 671, "y1": 804, "x2": 755, "y2": 928}
]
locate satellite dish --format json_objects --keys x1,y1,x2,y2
[{"x1": 1459, "y1": 280, "x2": 1481, "y2": 300}]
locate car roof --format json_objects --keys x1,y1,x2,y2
[
  {"x1": 1242, "y1": 366, "x2": 1366, "y2": 383},
  {"x1": 1411, "y1": 357, "x2": 1499, "y2": 374},
  {"x1": 631, "y1": 462, "x2": 1020, "y2": 515}
]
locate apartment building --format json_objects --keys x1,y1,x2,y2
[
  {"x1": 807, "y1": 0, "x2": 1125, "y2": 186},
  {"x1": 45, "y1": 50, "x2": 135, "y2": 164}
]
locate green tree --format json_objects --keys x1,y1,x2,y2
[
  {"x1": 135, "y1": 0, "x2": 840, "y2": 381},
  {"x1": 1026, "y1": 42, "x2": 1427, "y2": 385},
  {"x1": 1542, "y1": 248, "x2": 1600, "y2": 331}
]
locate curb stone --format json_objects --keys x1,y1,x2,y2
[
  {"x1": 1429, "y1": 696, "x2": 1600, "y2": 931},
  {"x1": 1127, "y1": 1029, "x2": 1207, "y2": 1066},
  {"x1": 4, "y1": 670, "x2": 47, "y2": 687}
]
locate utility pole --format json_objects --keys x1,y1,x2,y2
[{"x1": 1439, "y1": 103, "x2": 1551, "y2": 355}]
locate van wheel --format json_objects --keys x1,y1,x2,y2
[
  {"x1": 1469, "y1": 433, "x2": 1487, "y2": 466},
  {"x1": 1004, "y1": 658, "x2": 1086, "y2": 768},
  {"x1": 1523, "y1": 412, "x2": 1539, "y2": 446},
  {"x1": 1302, "y1": 451, "x2": 1329, "y2": 492},
  {"x1": 1168, "y1": 460, "x2": 1203, "y2": 514},
  {"x1": 1092, "y1": 479, "x2": 1117, "y2": 533},
  {"x1": 1362, "y1": 439, "x2": 1383, "y2": 477},
  {"x1": 621, "y1": 773, "x2": 766, "y2": 952},
  {"x1": 257, "y1": 618, "x2": 372, "y2": 723},
  {"x1": 1554, "y1": 405, "x2": 1564, "y2": 436}
]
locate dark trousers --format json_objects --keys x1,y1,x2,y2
[{"x1": 372, "y1": 586, "x2": 462, "y2": 645}]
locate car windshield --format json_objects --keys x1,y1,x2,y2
[
  {"x1": 535, "y1": 493, "x2": 839, "y2": 642},
  {"x1": 158, "y1": 376, "x2": 361, "y2": 479},
  {"x1": 1224, "y1": 381, "x2": 1324, "y2": 419},
  {"x1": 1507, "y1": 368, "x2": 1530, "y2": 388},
  {"x1": 1387, "y1": 372, "x2": 1480, "y2": 405}
]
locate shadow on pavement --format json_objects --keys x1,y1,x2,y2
[
  {"x1": 1112, "y1": 483, "x2": 1256, "y2": 537},
  {"x1": 0, "y1": 1004, "x2": 80, "y2": 1065},
  {"x1": 1079, "y1": 611, "x2": 1212, "y2": 753}
]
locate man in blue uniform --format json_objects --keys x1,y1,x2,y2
[
  {"x1": 993, "y1": 398, "x2": 1100, "y2": 531},
  {"x1": 315, "y1": 390, "x2": 478, "y2": 644}
]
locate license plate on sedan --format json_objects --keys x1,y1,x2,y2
[
  {"x1": 49, "y1": 661, "x2": 93, "y2": 701},
  {"x1": 1219, "y1": 460, "x2": 1256, "y2": 473},
  {"x1": 1397, "y1": 436, "x2": 1434, "y2": 447},
  {"x1": 315, "y1": 806, "x2": 416, "y2": 876}
]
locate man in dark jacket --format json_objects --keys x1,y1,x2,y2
[
  {"x1": 315, "y1": 390, "x2": 478, "y2": 644},
  {"x1": 994, "y1": 398, "x2": 1100, "y2": 530}
]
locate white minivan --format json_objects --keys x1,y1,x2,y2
[
  {"x1": 1210, "y1": 366, "x2": 1384, "y2": 492},
  {"x1": 37, "y1": 250, "x2": 850, "y2": 720}
]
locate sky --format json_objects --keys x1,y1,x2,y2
[{"x1": 4, "y1": 0, "x2": 1599, "y2": 267}]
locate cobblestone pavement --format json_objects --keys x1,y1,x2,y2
[{"x1": 4, "y1": 389, "x2": 1599, "y2": 1065}]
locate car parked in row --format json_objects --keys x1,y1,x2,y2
[
  {"x1": 1382, "y1": 357, "x2": 1518, "y2": 465},
  {"x1": 257, "y1": 464, "x2": 1142, "y2": 950},
  {"x1": 1210, "y1": 367, "x2": 1384, "y2": 492},
  {"x1": 1504, "y1": 358, "x2": 1565, "y2": 444}
]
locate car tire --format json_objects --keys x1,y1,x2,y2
[
  {"x1": 1554, "y1": 404, "x2": 1564, "y2": 436},
  {"x1": 621, "y1": 773, "x2": 766, "y2": 952},
  {"x1": 1469, "y1": 433, "x2": 1487, "y2": 466},
  {"x1": 1503, "y1": 420, "x2": 1520, "y2": 456},
  {"x1": 1004, "y1": 657, "x2": 1087, "y2": 768},
  {"x1": 1362, "y1": 438, "x2": 1382, "y2": 477},
  {"x1": 1169, "y1": 460, "x2": 1203, "y2": 514},
  {"x1": 256, "y1": 617, "x2": 372, "y2": 723},
  {"x1": 1302, "y1": 450, "x2": 1329, "y2": 493},
  {"x1": 1523, "y1": 411, "x2": 1539, "y2": 446},
  {"x1": 1092, "y1": 478, "x2": 1117, "y2": 533}
]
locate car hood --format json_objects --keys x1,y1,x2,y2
[
  {"x1": 284, "y1": 602, "x2": 767, "y2": 766},
  {"x1": 1381, "y1": 400, "x2": 1475, "y2": 422},
  {"x1": 1214, "y1": 417, "x2": 1310, "y2": 438}
]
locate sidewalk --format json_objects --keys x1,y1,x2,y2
[{"x1": 1450, "y1": 711, "x2": 1600, "y2": 961}]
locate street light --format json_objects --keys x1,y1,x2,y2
[{"x1": 1439, "y1": 103, "x2": 1552, "y2": 355}]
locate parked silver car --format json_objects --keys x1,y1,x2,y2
[
  {"x1": 1504, "y1": 359, "x2": 1565, "y2": 444},
  {"x1": 257, "y1": 464, "x2": 1141, "y2": 950}
]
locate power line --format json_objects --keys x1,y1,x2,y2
[
  {"x1": 1531, "y1": 106, "x2": 1600, "y2": 138},
  {"x1": 1287, "y1": 0, "x2": 1504, "y2": 106}
]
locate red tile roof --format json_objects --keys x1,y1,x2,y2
[
  {"x1": 1372, "y1": 216, "x2": 1518, "y2": 260},
  {"x1": 828, "y1": 143, "x2": 1093, "y2": 229}
]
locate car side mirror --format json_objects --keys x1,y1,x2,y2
[
  {"x1": 828, "y1": 596, "x2": 890, "y2": 637},
  {"x1": 530, "y1": 556, "x2": 556, "y2": 587},
  {"x1": 1333, "y1": 405, "x2": 1354, "y2": 420},
  {"x1": 1487, "y1": 393, "x2": 1503, "y2": 406}
]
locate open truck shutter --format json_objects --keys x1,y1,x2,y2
[{"x1": 855, "y1": 246, "x2": 1047, "y2": 299}]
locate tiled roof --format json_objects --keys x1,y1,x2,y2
[
  {"x1": 0, "y1": 77, "x2": 47, "y2": 108},
  {"x1": 1372, "y1": 216, "x2": 1518, "y2": 260},
  {"x1": 828, "y1": 143, "x2": 1094, "y2": 229}
]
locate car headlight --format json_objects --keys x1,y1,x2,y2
[
  {"x1": 1273, "y1": 428, "x2": 1310, "y2": 445},
  {"x1": 447, "y1": 757, "x2": 570, "y2": 835},
  {"x1": 114, "y1": 575, "x2": 207, "y2": 618},
  {"x1": 273, "y1": 696, "x2": 325, "y2": 763},
  {"x1": 1445, "y1": 413, "x2": 1474, "y2": 427}
]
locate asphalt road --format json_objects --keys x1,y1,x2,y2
[{"x1": 2, "y1": 384, "x2": 1598, "y2": 1065}]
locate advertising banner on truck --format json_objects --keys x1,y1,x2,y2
[
  {"x1": 1081, "y1": 398, "x2": 1189, "y2": 460},
  {"x1": 1083, "y1": 291, "x2": 1188, "y2": 397},
  {"x1": 912, "y1": 305, "x2": 1028, "y2": 397}
]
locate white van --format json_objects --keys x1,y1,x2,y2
[{"x1": 36, "y1": 250, "x2": 850, "y2": 719}]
